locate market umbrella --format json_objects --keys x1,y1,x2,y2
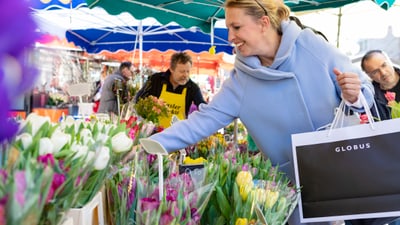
[
  {"x1": 65, "y1": 24, "x2": 233, "y2": 54},
  {"x1": 85, "y1": 0, "x2": 395, "y2": 35}
]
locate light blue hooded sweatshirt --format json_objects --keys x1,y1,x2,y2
[{"x1": 150, "y1": 20, "x2": 374, "y2": 184}]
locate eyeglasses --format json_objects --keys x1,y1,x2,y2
[
  {"x1": 254, "y1": 0, "x2": 268, "y2": 16},
  {"x1": 367, "y1": 61, "x2": 389, "y2": 78}
]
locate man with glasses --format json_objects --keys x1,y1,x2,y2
[{"x1": 361, "y1": 50, "x2": 400, "y2": 120}]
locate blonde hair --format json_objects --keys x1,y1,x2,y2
[{"x1": 224, "y1": 0, "x2": 290, "y2": 34}]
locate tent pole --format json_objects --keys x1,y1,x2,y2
[
  {"x1": 139, "y1": 20, "x2": 144, "y2": 87},
  {"x1": 211, "y1": 18, "x2": 214, "y2": 47},
  {"x1": 336, "y1": 7, "x2": 342, "y2": 48}
]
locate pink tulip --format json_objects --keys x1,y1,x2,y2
[
  {"x1": 37, "y1": 153, "x2": 55, "y2": 167},
  {"x1": 385, "y1": 91, "x2": 396, "y2": 102},
  {"x1": 139, "y1": 197, "x2": 160, "y2": 212}
]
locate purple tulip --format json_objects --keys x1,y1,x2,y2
[
  {"x1": 160, "y1": 213, "x2": 174, "y2": 225},
  {"x1": 139, "y1": 197, "x2": 160, "y2": 212},
  {"x1": 165, "y1": 188, "x2": 178, "y2": 202},
  {"x1": 37, "y1": 154, "x2": 55, "y2": 167}
]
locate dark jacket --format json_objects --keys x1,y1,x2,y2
[
  {"x1": 371, "y1": 67, "x2": 400, "y2": 121},
  {"x1": 135, "y1": 70, "x2": 206, "y2": 117}
]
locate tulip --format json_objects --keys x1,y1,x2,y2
[
  {"x1": 80, "y1": 128, "x2": 93, "y2": 145},
  {"x1": 25, "y1": 113, "x2": 50, "y2": 135},
  {"x1": 39, "y1": 137, "x2": 54, "y2": 155},
  {"x1": 235, "y1": 218, "x2": 248, "y2": 225},
  {"x1": 71, "y1": 143, "x2": 89, "y2": 159},
  {"x1": 93, "y1": 146, "x2": 110, "y2": 170},
  {"x1": 264, "y1": 189, "x2": 279, "y2": 209},
  {"x1": 250, "y1": 188, "x2": 267, "y2": 204},
  {"x1": 235, "y1": 171, "x2": 253, "y2": 187},
  {"x1": 51, "y1": 130, "x2": 71, "y2": 153},
  {"x1": 111, "y1": 132, "x2": 133, "y2": 153},
  {"x1": 16, "y1": 132, "x2": 32, "y2": 149}
]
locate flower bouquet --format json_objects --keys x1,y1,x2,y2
[
  {"x1": 384, "y1": 91, "x2": 400, "y2": 118},
  {"x1": 0, "y1": 158, "x2": 53, "y2": 225},
  {"x1": 123, "y1": 145, "x2": 217, "y2": 225},
  {"x1": 134, "y1": 95, "x2": 170, "y2": 126},
  {"x1": 202, "y1": 150, "x2": 299, "y2": 225},
  {"x1": 9, "y1": 113, "x2": 115, "y2": 224}
]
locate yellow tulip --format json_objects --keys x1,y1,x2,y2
[
  {"x1": 239, "y1": 184, "x2": 253, "y2": 201},
  {"x1": 235, "y1": 218, "x2": 248, "y2": 225},
  {"x1": 235, "y1": 171, "x2": 253, "y2": 187},
  {"x1": 250, "y1": 188, "x2": 266, "y2": 204},
  {"x1": 265, "y1": 189, "x2": 280, "y2": 208}
]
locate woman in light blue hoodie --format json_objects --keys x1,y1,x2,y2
[{"x1": 149, "y1": 0, "x2": 375, "y2": 224}]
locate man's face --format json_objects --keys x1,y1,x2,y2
[
  {"x1": 363, "y1": 53, "x2": 397, "y2": 90},
  {"x1": 169, "y1": 62, "x2": 191, "y2": 88},
  {"x1": 121, "y1": 67, "x2": 132, "y2": 79}
]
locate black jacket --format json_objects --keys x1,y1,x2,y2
[{"x1": 135, "y1": 70, "x2": 206, "y2": 117}]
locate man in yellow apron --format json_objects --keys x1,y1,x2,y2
[{"x1": 135, "y1": 52, "x2": 206, "y2": 128}]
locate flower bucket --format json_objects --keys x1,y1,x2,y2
[{"x1": 65, "y1": 191, "x2": 105, "y2": 225}]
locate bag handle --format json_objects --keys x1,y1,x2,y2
[{"x1": 329, "y1": 93, "x2": 376, "y2": 136}]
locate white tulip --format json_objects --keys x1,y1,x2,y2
[
  {"x1": 60, "y1": 115, "x2": 75, "y2": 129},
  {"x1": 70, "y1": 143, "x2": 89, "y2": 159},
  {"x1": 51, "y1": 130, "x2": 71, "y2": 153},
  {"x1": 93, "y1": 146, "x2": 110, "y2": 170},
  {"x1": 74, "y1": 119, "x2": 84, "y2": 133},
  {"x1": 39, "y1": 137, "x2": 54, "y2": 155},
  {"x1": 96, "y1": 133, "x2": 109, "y2": 145},
  {"x1": 80, "y1": 128, "x2": 93, "y2": 145},
  {"x1": 111, "y1": 132, "x2": 133, "y2": 153},
  {"x1": 25, "y1": 113, "x2": 51, "y2": 135},
  {"x1": 16, "y1": 133, "x2": 32, "y2": 150},
  {"x1": 85, "y1": 151, "x2": 95, "y2": 167}
]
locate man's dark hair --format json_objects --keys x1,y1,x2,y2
[
  {"x1": 360, "y1": 49, "x2": 384, "y2": 71},
  {"x1": 119, "y1": 61, "x2": 132, "y2": 72},
  {"x1": 170, "y1": 52, "x2": 192, "y2": 70}
]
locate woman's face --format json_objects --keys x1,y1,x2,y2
[{"x1": 225, "y1": 7, "x2": 265, "y2": 57}]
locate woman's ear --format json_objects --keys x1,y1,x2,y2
[{"x1": 260, "y1": 15, "x2": 271, "y2": 30}]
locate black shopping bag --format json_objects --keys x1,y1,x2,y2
[{"x1": 291, "y1": 118, "x2": 400, "y2": 223}]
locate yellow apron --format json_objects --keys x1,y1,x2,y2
[{"x1": 158, "y1": 84, "x2": 187, "y2": 128}]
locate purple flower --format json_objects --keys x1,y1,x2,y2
[
  {"x1": 37, "y1": 154, "x2": 55, "y2": 167},
  {"x1": 0, "y1": 0, "x2": 39, "y2": 142},
  {"x1": 147, "y1": 154, "x2": 157, "y2": 165},
  {"x1": 165, "y1": 188, "x2": 178, "y2": 202},
  {"x1": 188, "y1": 102, "x2": 198, "y2": 115},
  {"x1": 139, "y1": 197, "x2": 160, "y2": 212},
  {"x1": 160, "y1": 212, "x2": 174, "y2": 225}
]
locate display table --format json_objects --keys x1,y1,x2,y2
[{"x1": 32, "y1": 107, "x2": 69, "y2": 123}]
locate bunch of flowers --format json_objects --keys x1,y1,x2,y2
[
  {"x1": 47, "y1": 92, "x2": 69, "y2": 107},
  {"x1": 202, "y1": 150, "x2": 299, "y2": 225},
  {"x1": 7, "y1": 113, "x2": 130, "y2": 224},
  {"x1": 0, "y1": 159, "x2": 53, "y2": 225},
  {"x1": 385, "y1": 91, "x2": 400, "y2": 118},
  {"x1": 184, "y1": 133, "x2": 227, "y2": 163},
  {"x1": 122, "y1": 147, "x2": 216, "y2": 225},
  {"x1": 103, "y1": 116, "x2": 161, "y2": 225},
  {"x1": 134, "y1": 95, "x2": 170, "y2": 125}
]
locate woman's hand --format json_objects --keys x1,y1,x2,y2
[{"x1": 333, "y1": 68, "x2": 361, "y2": 104}]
